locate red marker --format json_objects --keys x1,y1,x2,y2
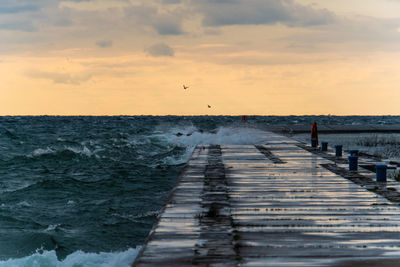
[{"x1": 311, "y1": 122, "x2": 318, "y2": 146}]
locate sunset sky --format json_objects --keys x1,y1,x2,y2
[{"x1": 2, "y1": 0, "x2": 400, "y2": 115}]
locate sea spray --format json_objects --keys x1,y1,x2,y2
[{"x1": 0, "y1": 248, "x2": 139, "y2": 267}]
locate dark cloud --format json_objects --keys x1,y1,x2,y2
[
  {"x1": 193, "y1": 0, "x2": 336, "y2": 27},
  {"x1": 0, "y1": 2, "x2": 40, "y2": 14},
  {"x1": 96, "y1": 40, "x2": 113, "y2": 48},
  {"x1": 153, "y1": 16, "x2": 183, "y2": 35},
  {"x1": 146, "y1": 43, "x2": 174, "y2": 57},
  {"x1": 3, "y1": 0, "x2": 400, "y2": 54},
  {"x1": 0, "y1": 0, "x2": 50, "y2": 31},
  {"x1": 162, "y1": 0, "x2": 181, "y2": 3},
  {"x1": 124, "y1": 5, "x2": 184, "y2": 35}
]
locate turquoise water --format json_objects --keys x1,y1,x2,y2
[{"x1": 0, "y1": 115, "x2": 399, "y2": 266}]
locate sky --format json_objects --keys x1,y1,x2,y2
[{"x1": 1, "y1": 0, "x2": 400, "y2": 115}]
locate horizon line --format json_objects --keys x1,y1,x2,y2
[{"x1": 1, "y1": 114, "x2": 400, "y2": 117}]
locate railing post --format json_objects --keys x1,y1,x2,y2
[
  {"x1": 349, "y1": 150, "x2": 359, "y2": 156},
  {"x1": 311, "y1": 138, "x2": 317, "y2": 148},
  {"x1": 321, "y1": 142, "x2": 328, "y2": 151},
  {"x1": 348, "y1": 155, "x2": 358, "y2": 171},
  {"x1": 335, "y1": 145, "x2": 342, "y2": 157},
  {"x1": 376, "y1": 164, "x2": 387, "y2": 182}
]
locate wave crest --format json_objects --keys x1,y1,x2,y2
[
  {"x1": 0, "y1": 248, "x2": 139, "y2": 267},
  {"x1": 30, "y1": 145, "x2": 95, "y2": 159}
]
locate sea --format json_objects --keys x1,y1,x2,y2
[{"x1": 1, "y1": 115, "x2": 400, "y2": 266}]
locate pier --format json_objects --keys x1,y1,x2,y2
[
  {"x1": 261, "y1": 124, "x2": 400, "y2": 134},
  {"x1": 133, "y1": 131, "x2": 400, "y2": 266}
]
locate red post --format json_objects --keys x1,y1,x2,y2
[{"x1": 311, "y1": 122, "x2": 318, "y2": 147}]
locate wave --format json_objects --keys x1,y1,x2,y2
[
  {"x1": 146, "y1": 126, "x2": 271, "y2": 166},
  {"x1": 17, "y1": 201, "x2": 32, "y2": 207},
  {"x1": 32, "y1": 147, "x2": 56, "y2": 157},
  {"x1": 21, "y1": 126, "x2": 271, "y2": 168},
  {"x1": 112, "y1": 210, "x2": 161, "y2": 223},
  {"x1": 0, "y1": 248, "x2": 139, "y2": 267},
  {"x1": 31, "y1": 145, "x2": 95, "y2": 158},
  {"x1": 165, "y1": 125, "x2": 270, "y2": 145}
]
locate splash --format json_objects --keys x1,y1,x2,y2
[
  {"x1": 0, "y1": 248, "x2": 139, "y2": 267},
  {"x1": 30, "y1": 145, "x2": 95, "y2": 158},
  {"x1": 144, "y1": 126, "x2": 271, "y2": 167},
  {"x1": 32, "y1": 147, "x2": 55, "y2": 156},
  {"x1": 167, "y1": 126, "x2": 270, "y2": 145}
]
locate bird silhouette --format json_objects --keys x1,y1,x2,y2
[{"x1": 183, "y1": 85, "x2": 189, "y2": 90}]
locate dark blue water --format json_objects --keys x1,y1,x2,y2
[{"x1": 0, "y1": 115, "x2": 399, "y2": 266}]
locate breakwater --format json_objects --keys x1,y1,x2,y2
[{"x1": 133, "y1": 131, "x2": 400, "y2": 266}]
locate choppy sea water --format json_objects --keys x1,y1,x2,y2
[{"x1": 1, "y1": 115, "x2": 400, "y2": 266}]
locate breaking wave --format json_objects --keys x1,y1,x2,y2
[{"x1": 0, "y1": 248, "x2": 139, "y2": 267}]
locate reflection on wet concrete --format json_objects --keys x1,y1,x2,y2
[{"x1": 134, "y1": 132, "x2": 400, "y2": 266}]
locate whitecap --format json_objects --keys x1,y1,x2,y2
[
  {"x1": 65, "y1": 146, "x2": 94, "y2": 157},
  {"x1": 17, "y1": 201, "x2": 31, "y2": 207},
  {"x1": 113, "y1": 210, "x2": 161, "y2": 222},
  {"x1": 0, "y1": 247, "x2": 140, "y2": 267},
  {"x1": 149, "y1": 126, "x2": 274, "y2": 166},
  {"x1": 82, "y1": 146, "x2": 92, "y2": 156},
  {"x1": 45, "y1": 224, "x2": 61, "y2": 232},
  {"x1": 164, "y1": 126, "x2": 272, "y2": 146},
  {"x1": 32, "y1": 147, "x2": 55, "y2": 157}
]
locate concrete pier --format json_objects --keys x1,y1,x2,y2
[
  {"x1": 261, "y1": 124, "x2": 400, "y2": 134},
  {"x1": 133, "y1": 132, "x2": 400, "y2": 266}
]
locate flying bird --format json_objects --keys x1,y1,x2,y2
[
  {"x1": 208, "y1": 105, "x2": 211, "y2": 108},
  {"x1": 183, "y1": 85, "x2": 189, "y2": 90}
]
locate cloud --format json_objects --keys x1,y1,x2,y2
[
  {"x1": 124, "y1": 4, "x2": 184, "y2": 35},
  {"x1": 162, "y1": 0, "x2": 181, "y2": 3},
  {"x1": 0, "y1": 1, "x2": 41, "y2": 14},
  {"x1": 2, "y1": 0, "x2": 400, "y2": 56},
  {"x1": 96, "y1": 40, "x2": 113, "y2": 48},
  {"x1": 0, "y1": 1, "x2": 43, "y2": 31},
  {"x1": 27, "y1": 70, "x2": 92, "y2": 85},
  {"x1": 0, "y1": 21, "x2": 36, "y2": 32},
  {"x1": 146, "y1": 43, "x2": 174, "y2": 57},
  {"x1": 0, "y1": 0, "x2": 53, "y2": 32},
  {"x1": 283, "y1": 15, "x2": 400, "y2": 48},
  {"x1": 192, "y1": 0, "x2": 336, "y2": 27},
  {"x1": 152, "y1": 15, "x2": 183, "y2": 35}
]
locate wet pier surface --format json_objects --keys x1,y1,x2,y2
[{"x1": 133, "y1": 132, "x2": 400, "y2": 266}]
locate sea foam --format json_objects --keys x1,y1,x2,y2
[
  {"x1": 167, "y1": 126, "x2": 271, "y2": 146},
  {"x1": 0, "y1": 248, "x2": 139, "y2": 267},
  {"x1": 154, "y1": 126, "x2": 272, "y2": 166}
]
